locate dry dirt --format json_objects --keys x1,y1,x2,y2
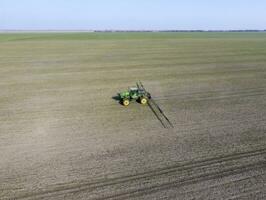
[{"x1": 1, "y1": 33, "x2": 266, "y2": 199}]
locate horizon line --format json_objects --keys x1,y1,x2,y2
[{"x1": 1, "y1": 29, "x2": 266, "y2": 33}]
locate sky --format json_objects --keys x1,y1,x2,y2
[{"x1": 1, "y1": 0, "x2": 266, "y2": 30}]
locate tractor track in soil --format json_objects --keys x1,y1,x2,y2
[
  {"x1": 11, "y1": 147, "x2": 266, "y2": 200},
  {"x1": 145, "y1": 87, "x2": 266, "y2": 129},
  {"x1": 153, "y1": 87, "x2": 266, "y2": 102},
  {"x1": 87, "y1": 87, "x2": 266, "y2": 110}
]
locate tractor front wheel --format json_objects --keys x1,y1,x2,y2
[
  {"x1": 140, "y1": 97, "x2": 147, "y2": 105},
  {"x1": 123, "y1": 99, "x2": 130, "y2": 106}
]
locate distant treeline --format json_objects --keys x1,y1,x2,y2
[
  {"x1": 1, "y1": 30, "x2": 266, "y2": 33},
  {"x1": 94, "y1": 30, "x2": 266, "y2": 33}
]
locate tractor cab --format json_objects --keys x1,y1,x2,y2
[
  {"x1": 129, "y1": 87, "x2": 138, "y2": 92},
  {"x1": 129, "y1": 87, "x2": 139, "y2": 99},
  {"x1": 129, "y1": 87, "x2": 146, "y2": 99}
]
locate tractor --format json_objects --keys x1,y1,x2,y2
[
  {"x1": 119, "y1": 83, "x2": 151, "y2": 106},
  {"x1": 117, "y1": 82, "x2": 174, "y2": 128}
]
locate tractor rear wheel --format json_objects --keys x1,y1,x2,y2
[
  {"x1": 140, "y1": 97, "x2": 147, "y2": 105},
  {"x1": 123, "y1": 99, "x2": 130, "y2": 106}
]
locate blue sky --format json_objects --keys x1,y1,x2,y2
[{"x1": 1, "y1": 0, "x2": 266, "y2": 30}]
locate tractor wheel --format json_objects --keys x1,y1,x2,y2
[
  {"x1": 123, "y1": 99, "x2": 130, "y2": 106},
  {"x1": 140, "y1": 97, "x2": 147, "y2": 105}
]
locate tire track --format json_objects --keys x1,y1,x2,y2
[
  {"x1": 154, "y1": 87, "x2": 266, "y2": 102},
  {"x1": 171, "y1": 117, "x2": 266, "y2": 134},
  {"x1": 156, "y1": 86, "x2": 266, "y2": 99},
  {"x1": 168, "y1": 172, "x2": 266, "y2": 200},
  {"x1": 11, "y1": 147, "x2": 266, "y2": 200},
  {"x1": 92, "y1": 161, "x2": 266, "y2": 200},
  {"x1": 227, "y1": 188, "x2": 265, "y2": 200}
]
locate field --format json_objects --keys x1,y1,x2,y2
[{"x1": 1, "y1": 32, "x2": 266, "y2": 199}]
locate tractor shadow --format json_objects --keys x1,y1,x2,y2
[{"x1": 112, "y1": 94, "x2": 122, "y2": 105}]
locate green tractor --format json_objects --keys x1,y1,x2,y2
[{"x1": 119, "y1": 82, "x2": 151, "y2": 106}]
